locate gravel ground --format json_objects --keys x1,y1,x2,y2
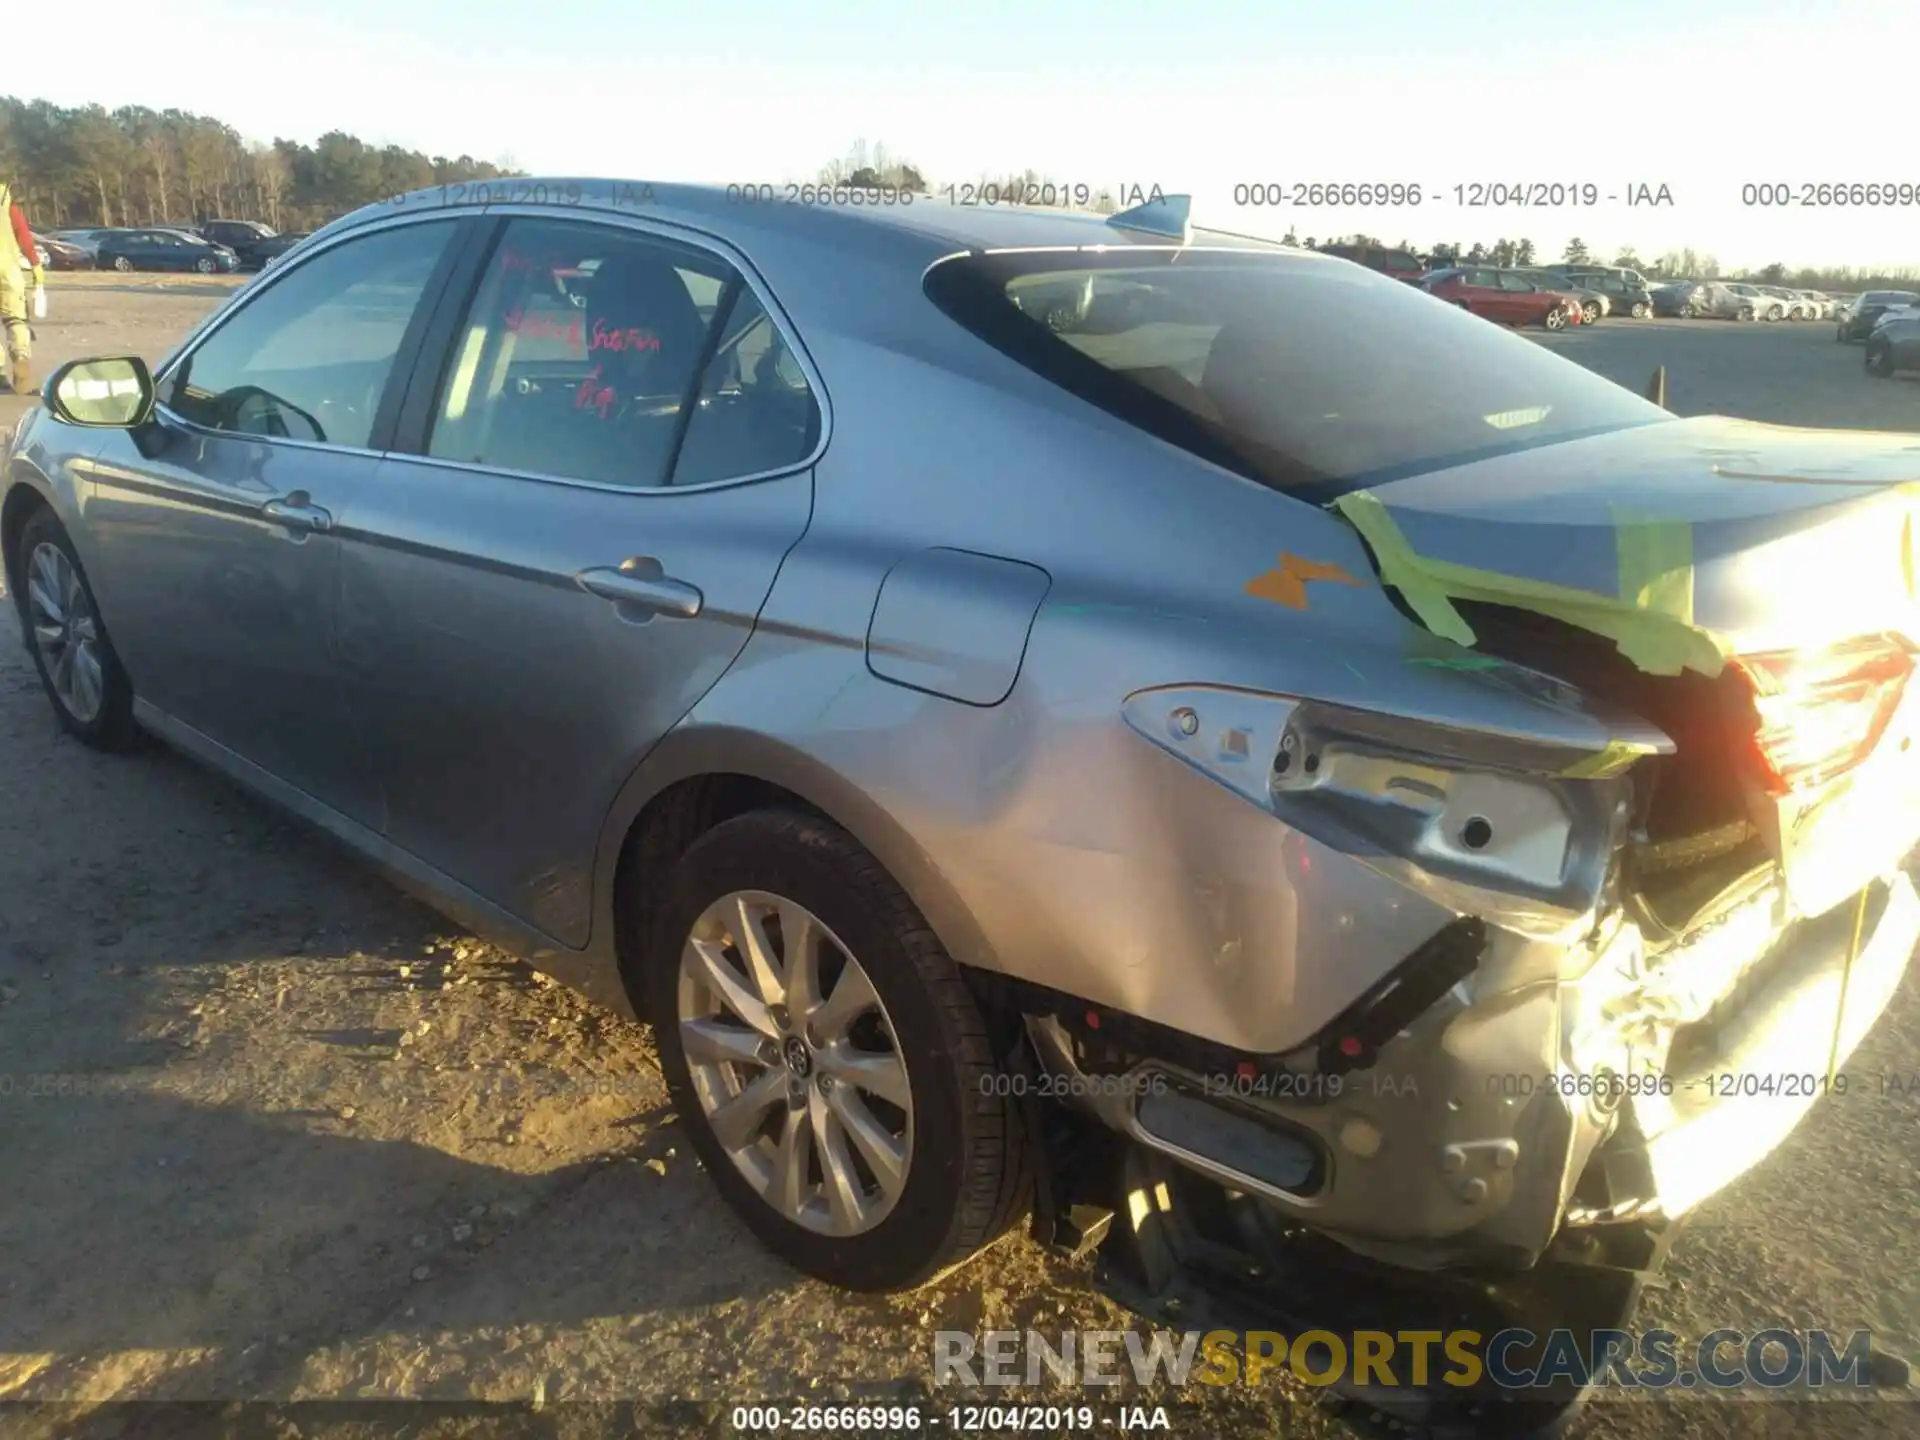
[{"x1": 2, "y1": 279, "x2": 1918, "y2": 1440}]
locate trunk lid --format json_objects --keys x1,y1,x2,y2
[
  {"x1": 1334, "y1": 414, "x2": 1920, "y2": 673},
  {"x1": 1331, "y1": 414, "x2": 1920, "y2": 918}
]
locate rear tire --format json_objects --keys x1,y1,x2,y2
[
  {"x1": 1737, "y1": 306, "x2": 1755, "y2": 322},
  {"x1": 13, "y1": 509, "x2": 138, "y2": 751},
  {"x1": 112, "y1": 255, "x2": 132, "y2": 272},
  {"x1": 1868, "y1": 343, "x2": 1895, "y2": 378},
  {"x1": 1631, "y1": 302, "x2": 1650, "y2": 319},
  {"x1": 645, "y1": 809, "x2": 1031, "y2": 1292}
]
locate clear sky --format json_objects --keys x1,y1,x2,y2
[{"x1": 59, "y1": 0, "x2": 1920, "y2": 270}]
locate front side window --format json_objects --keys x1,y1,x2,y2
[
  {"x1": 165, "y1": 220, "x2": 457, "y2": 449},
  {"x1": 924, "y1": 247, "x2": 1667, "y2": 496},
  {"x1": 1497, "y1": 273, "x2": 1537, "y2": 292},
  {"x1": 427, "y1": 218, "x2": 819, "y2": 489}
]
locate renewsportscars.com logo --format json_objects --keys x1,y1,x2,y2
[{"x1": 933, "y1": 1327, "x2": 1889, "y2": 1393}]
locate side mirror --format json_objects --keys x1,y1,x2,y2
[{"x1": 44, "y1": 356, "x2": 155, "y2": 428}]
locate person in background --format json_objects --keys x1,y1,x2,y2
[{"x1": 0, "y1": 179, "x2": 40, "y2": 392}]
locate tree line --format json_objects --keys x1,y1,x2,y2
[
  {"x1": 0, "y1": 96, "x2": 517, "y2": 232},
  {"x1": 4, "y1": 106, "x2": 1910, "y2": 287}
]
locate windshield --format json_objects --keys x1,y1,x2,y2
[{"x1": 923, "y1": 248, "x2": 1666, "y2": 497}]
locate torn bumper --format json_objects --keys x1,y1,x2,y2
[{"x1": 1028, "y1": 854, "x2": 1920, "y2": 1268}]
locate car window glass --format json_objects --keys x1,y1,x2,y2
[
  {"x1": 165, "y1": 220, "x2": 457, "y2": 449},
  {"x1": 926, "y1": 250, "x2": 1664, "y2": 494},
  {"x1": 671, "y1": 285, "x2": 822, "y2": 486},
  {"x1": 1498, "y1": 273, "x2": 1535, "y2": 292},
  {"x1": 427, "y1": 218, "x2": 746, "y2": 489}
]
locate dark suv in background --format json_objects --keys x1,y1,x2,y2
[
  {"x1": 196, "y1": 219, "x2": 281, "y2": 270},
  {"x1": 1839, "y1": 290, "x2": 1920, "y2": 342}
]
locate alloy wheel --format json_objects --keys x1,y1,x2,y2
[
  {"x1": 676, "y1": 889, "x2": 913, "y2": 1238},
  {"x1": 113, "y1": 256, "x2": 131, "y2": 272},
  {"x1": 25, "y1": 541, "x2": 106, "y2": 724}
]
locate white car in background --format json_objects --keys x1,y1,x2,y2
[
  {"x1": 1724, "y1": 282, "x2": 1787, "y2": 321},
  {"x1": 1756, "y1": 285, "x2": 1814, "y2": 320},
  {"x1": 1795, "y1": 290, "x2": 1833, "y2": 319}
]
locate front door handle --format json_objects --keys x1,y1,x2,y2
[
  {"x1": 576, "y1": 563, "x2": 704, "y2": 619},
  {"x1": 260, "y1": 494, "x2": 333, "y2": 534}
]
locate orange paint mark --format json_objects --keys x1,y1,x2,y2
[{"x1": 1244, "y1": 552, "x2": 1363, "y2": 610}]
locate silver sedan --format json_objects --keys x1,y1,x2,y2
[{"x1": 8, "y1": 183, "x2": 1920, "y2": 1370}]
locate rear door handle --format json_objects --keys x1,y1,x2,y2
[
  {"x1": 576, "y1": 564, "x2": 704, "y2": 619},
  {"x1": 260, "y1": 495, "x2": 333, "y2": 534}
]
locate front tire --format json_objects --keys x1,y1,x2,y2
[
  {"x1": 645, "y1": 809, "x2": 1031, "y2": 1292},
  {"x1": 1582, "y1": 301, "x2": 1601, "y2": 325},
  {"x1": 1737, "y1": 306, "x2": 1755, "y2": 322},
  {"x1": 14, "y1": 509, "x2": 138, "y2": 750},
  {"x1": 1544, "y1": 306, "x2": 1567, "y2": 331},
  {"x1": 1868, "y1": 343, "x2": 1895, "y2": 378},
  {"x1": 1631, "y1": 302, "x2": 1650, "y2": 318},
  {"x1": 195, "y1": 257, "x2": 216, "y2": 274}
]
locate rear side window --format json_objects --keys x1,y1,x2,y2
[
  {"x1": 924, "y1": 248, "x2": 1665, "y2": 495},
  {"x1": 426, "y1": 217, "x2": 819, "y2": 489}
]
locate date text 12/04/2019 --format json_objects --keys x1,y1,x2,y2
[
  {"x1": 728, "y1": 1404, "x2": 1172, "y2": 1432},
  {"x1": 1230, "y1": 182, "x2": 1675, "y2": 208}
]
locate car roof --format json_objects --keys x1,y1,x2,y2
[{"x1": 319, "y1": 178, "x2": 1297, "y2": 272}]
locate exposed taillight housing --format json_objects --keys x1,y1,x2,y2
[{"x1": 1733, "y1": 635, "x2": 1914, "y2": 794}]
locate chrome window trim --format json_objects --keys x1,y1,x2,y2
[{"x1": 409, "y1": 202, "x2": 831, "y2": 496}]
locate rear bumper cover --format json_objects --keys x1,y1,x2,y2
[{"x1": 1030, "y1": 856, "x2": 1920, "y2": 1268}]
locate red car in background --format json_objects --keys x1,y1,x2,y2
[{"x1": 1420, "y1": 265, "x2": 1585, "y2": 330}]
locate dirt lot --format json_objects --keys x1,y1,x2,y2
[{"x1": 2, "y1": 277, "x2": 1919, "y2": 1440}]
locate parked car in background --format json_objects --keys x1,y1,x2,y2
[
  {"x1": 197, "y1": 219, "x2": 281, "y2": 270},
  {"x1": 1421, "y1": 266, "x2": 1584, "y2": 329},
  {"x1": 10, "y1": 186, "x2": 1920, "y2": 1416},
  {"x1": 1650, "y1": 280, "x2": 1700, "y2": 317},
  {"x1": 1864, "y1": 311, "x2": 1920, "y2": 377},
  {"x1": 1517, "y1": 269, "x2": 1605, "y2": 323},
  {"x1": 1755, "y1": 285, "x2": 1814, "y2": 320},
  {"x1": 50, "y1": 229, "x2": 121, "y2": 262},
  {"x1": 31, "y1": 233, "x2": 94, "y2": 270},
  {"x1": 1573, "y1": 272, "x2": 1655, "y2": 319},
  {"x1": 1794, "y1": 290, "x2": 1832, "y2": 320},
  {"x1": 95, "y1": 229, "x2": 241, "y2": 274},
  {"x1": 1839, "y1": 291, "x2": 1920, "y2": 342},
  {"x1": 254, "y1": 231, "x2": 313, "y2": 268},
  {"x1": 1548, "y1": 262, "x2": 1654, "y2": 293},
  {"x1": 1654, "y1": 280, "x2": 1752, "y2": 320},
  {"x1": 1315, "y1": 241, "x2": 1426, "y2": 284},
  {"x1": 1723, "y1": 282, "x2": 1785, "y2": 321}
]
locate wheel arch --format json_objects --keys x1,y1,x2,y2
[
  {"x1": 597, "y1": 726, "x2": 1005, "y2": 1027},
  {"x1": 1, "y1": 478, "x2": 55, "y2": 627}
]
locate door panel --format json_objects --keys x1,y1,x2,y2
[
  {"x1": 334, "y1": 461, "x2": 812, "y2": 944},
  {"x1": 81, "y1": 430, "x2": 384, "y2": 821},
  {"x1": 74, "y1": 216, "x2": 468, "y2": 828},
  {"x1": 334, "y1": 213, "x2": 822, "y2": 945}
]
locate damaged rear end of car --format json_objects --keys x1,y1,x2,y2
[{"x1": 921, "y1": 235, "x2": 1920, "y2": 1422}]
